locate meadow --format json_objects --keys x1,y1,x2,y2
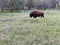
[{"x1": 0, "y1": 10, "x2": 60, "y2": 45}]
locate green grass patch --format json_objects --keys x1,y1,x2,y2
[{"x1": 0, "y1": 10, "x2": 60, "y2": 45}]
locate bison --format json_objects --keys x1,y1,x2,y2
[{"x1": 30, "y1": 11, "x2": 44, "y2": 18}]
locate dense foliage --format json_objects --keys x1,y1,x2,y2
[{"x1": 0, "y1": 0, "x2": 60, "y2": 12}]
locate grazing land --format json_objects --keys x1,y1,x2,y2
[{"x1": 0, "y1": 10, "x2": 60, "y2": 45}]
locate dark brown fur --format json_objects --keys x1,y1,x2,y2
[{"x1": 30, "y1": 11, "x2": 44, "y2": 18}]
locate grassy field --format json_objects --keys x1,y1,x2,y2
[{"x1": 0, "y1": 10, "x2": 60, "y2": 45}]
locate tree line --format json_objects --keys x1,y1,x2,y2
[{"x1": 0, "y1": 0, "x2": 60, "y2": 12}]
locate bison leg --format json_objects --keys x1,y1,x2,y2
[
  {"x1": 41, "y1": 13, "x2": 44, "y2": 18},
  {"x1": 33, "y1": 16, "x2": 37, "y2": 18},
  {"x1": 42, "y1": 13, "x2": 44, "y2": 17}
]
